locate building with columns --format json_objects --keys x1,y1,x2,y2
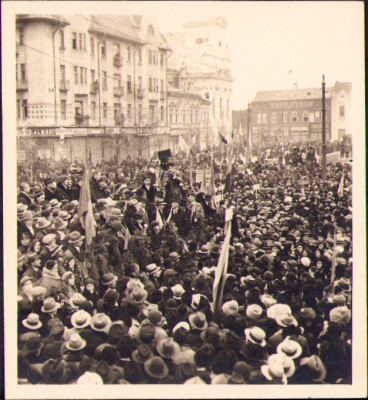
[{"x1": 164, "y1": 16, "x2": 234, "y2": 146}]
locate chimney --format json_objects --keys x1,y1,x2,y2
[{"x1": 293, "y1": 82, "x2": 298, "y2": 89}]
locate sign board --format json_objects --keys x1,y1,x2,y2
[
  {"x1": 326, "y1": 151, "x2": 340, "y2": 164},
  {"x1": 26, "y1": 128, "x2": 56, "y2": 136}
]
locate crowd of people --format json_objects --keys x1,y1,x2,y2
[{"x1": 16, "y1": 144, "x2": 352, "y2": 385}]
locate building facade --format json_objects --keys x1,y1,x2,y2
[
  {"x1": 15, "y1": 14, "x2": 187, "y2": 163},
  {"x1": 249, "y1": 82, "x2": 352, "y2": 146},
  {"x1": 164, "y1": 16, "x2": 234, "y2": 144}
]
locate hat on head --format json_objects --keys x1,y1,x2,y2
[
  {"x1": 156, "y1": 337, "x2": 180, "y2": 359},
  {"x1": 222, "y1": 300, "x2": 239, "y2": 316},
  {"x1": 148, "y1": 310, "x2": 163, "y2": 326},
  {"x1": 335, "y1": 277, "x2": 351, "y2": 292},
  {"x1": 90, "y1": 313, "x2": 112, "y2": 333},
  {"x1": 69, "y1": 293, "x2": 86, "y2": 309},
  {"x1": 35, "y1": 217, "x2": 51, "y2": 229},
  {"x1": 139, "y1": 323, "x2": 156, "y2": 343},
  {"x1": 144, "y1": 356, "x2": 169, "y2": 379},
  {"x1": 101, "y1": 272, "x2": 118, "y2": 286},
  {"x1": 42, "y1": 233, "x2": 57, "y2": 245},
  {"x1": 246, "y1": 304, "x2": 263, "y2": 320},
  {"x1": 132, "y1": 344, "x2": 154, "y2": 364},
  {"x1": 77, "y1": 371, "x2": 103, "y2": 385},
  {"x1": 21, "y1": 210, "x2": 34, "y2": 221},
  {"x1": 30, "y1": 286, "x2": 47, "y2": 298},
  {"x1": 20, "y1": 275, "x2": 33, "y2": 287},
  {"x1": 145, "y1": 263, "x2": 161, "y2": 276},
  {"x1": 275, "y1": 313, "x2": 298, "y2": 328},
  {"x1": 266, "y1": 303, "x2": 292, "y2": 319},
  {"x1": 233, "y1": 361, "x2": 251, "y2": 380},
  {"x1": 244, "y1": 327, "x2": 266, "y2": 347},
  {"x1": 17, "y1": 203, "x2": 28, "y2": 215},
  {"x1": 189, "y1": 311, "x2": 208, "y2": 330},
  {"x1": 329, "y1": 305, "x2": 351, "y2": 325},
  {"x1": 300, "y1": 257, "x2": 311, "y2": 267},
  {"x1": 299, "y1": 355, "x2": 327, "y2": 382},
  {"x1": 265, "y1": 353, "x2": 295, "y2": 379},
  {"x1": 65, "y1": 333, "x2": 86, "y2": 351},
  {"x1": 41, "y1": 297, "x2": 61, "y2": 313},
  {"x1": 127, "y1": 287, "x2": 148, "y2": 304},
  {"x1": 22, "y1": 313, "x2": 42, "y2": 330},
  {"x1": 68, "y1": 231, "x2": 85, "y2": 244},
  {"x1": 23, "y1": 336, "x2": 43, "y2": 354},
  {"x1": 277, "y1": 337, "x2": 303, "y2": 359},
  {"x1": 57, "y1": 175, "x2": 68, "y2": 184},
  {"x1": 51, "y1": 218, "x2": 68, "y2": 230},
  {"x1": 49, "y1": 199, "x2": 61, "y2": 208},
  {"x1": 41, "y1": 359, "x2": 71, "y2": 384},
  {"x1": 71, "y1": 310, "x2": 92, "y2": 329},
  {"x1": 194, "y1": 343, "x2": 216, "y2": 367},
  {"x1": 103, "y1": 289, "x2": 119, "y2": 307},
  {"x1": 171, "y1": 284, "x2": 185, "y2": 300}
]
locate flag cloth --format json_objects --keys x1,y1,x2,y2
[
  {"x1": 219, "y1": 131, "x2": 228, "y2": 144},
  {"x1": 213, "y1": 209, "x2": 232, "y2": 319},
  {"x1": 337, "y1": 171, "x2": 345, "y2": 197},
  {"x1": 223, "y1": 147, "x2": 235, "y2": 194},
  {"x1": 78, "y1": 165, "x2": 96, "y2": 246},
  {"x1": 178, "y1": 135, "x2": 191, "y2": 155}
]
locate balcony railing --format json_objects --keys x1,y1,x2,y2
[
  {"x1": 113, "y1": 86, "x2": 125, "y2": 97},
  {"x1": 75, "y1": 114, "x2": 90, "y2": 126},
  {"x1": 59, "y1": 80, "x2": 70, "y2": 91},
  {"x1": 113, "y1": 54, "x2": 123, "y2": 67},
  {"x1": 137, "y1": 88, "x2": 145, "y2": 99},
  {"x1": 90, "y1": 82, "x2": 99, "y2": 94},
  {"x1": 17, "y1": 79, "x2": 28, "y2": 91}
]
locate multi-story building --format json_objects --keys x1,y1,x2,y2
[
  {"x1": 164, "y1": 16, "x2": 234, "y2": 145},
  {"x1": 249, "y1": 81, "x2": 352, "y2": 145},
  {"x1": 16, "y1": 14, "x2": 173, "y2": 162},
  {"x1": 167, "y1": 65, "x2": 211, "y2": 152}
]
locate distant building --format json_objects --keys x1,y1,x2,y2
[
  {"x1": 249, "y1": 82, "x2": 352, "y2": 145},
  {"x1": 164, "y1": 16, "x2": 234, "y2": 147}
]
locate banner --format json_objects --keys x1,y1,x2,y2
[{"x1": 78, "y1": 165, "x2": 96, "y2": 246}]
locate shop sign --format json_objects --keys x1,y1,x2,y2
[{"x1": 25, "y1": 128, "x2": 56, "y2": 136}]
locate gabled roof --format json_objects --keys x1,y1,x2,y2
[{"x1": 252, "y1": 87, "x2": 332, "y2": 102}]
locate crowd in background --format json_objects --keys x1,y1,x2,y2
[{"x1": 16, "y1": 142, "x2": 352, "y2": 385}]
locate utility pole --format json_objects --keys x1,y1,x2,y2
[
  {"x1": 247, "y1": 102, "x2": 251, "y2": 159},
  {"x1": 322, "y1": 74, "x2": 327, "y2": 180}
]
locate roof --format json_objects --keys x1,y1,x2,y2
[{"x1": 252, "y1": 87, "x2": 332, "y2": 102}]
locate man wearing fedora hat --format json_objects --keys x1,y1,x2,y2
[
  {"x1": 62, "y1": 231, "x2": 88, "y2": 282},
  {"x1": 39, "y1": 233, "x2": 64, "y2": 264},
  {"x1": 54, "y1": 175, "x2": 73, "y2": 202},
  {"x1": 34, "y1": 217, "x2": 52, "y2": 240},
  {"x1": 43, "y1": 178, "x2": 57, "y2": 202}
]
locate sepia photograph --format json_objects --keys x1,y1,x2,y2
[{"x1": 2, "y1": 1, "x2": 366, "y2": 399}]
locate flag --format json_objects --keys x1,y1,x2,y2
[
  {"x1": 78, "y1": 165, "x2": 96, "y2": 246},
  {"x1": 337, "y1": 171, "x2": 345, "y2": 197},
  {"x1": 213, "y1": 209, "x2": 232, "y2": 319},
  {"x1": 223, "y1": 147, "x2": 235, "y2": 193},
  {"x1": 178, "y1": 135, "x2": 190, "y2": 155},
  {"x1": 219, "y1": 131, "x2": 228, "y2": 145}
]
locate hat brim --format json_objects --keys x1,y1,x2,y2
[
  {"x1": 132, "y1": 349, "x2": 153, "y2": 364},
  {"x1": 22, "y1": 320, "x2": 42, "y2": 330},
  {"x1": 144, "y1": 359, "x2": 169, "y2": 378},
  {"x1": 41, "y1": 303, "x2": 61, "y2": 313},
  {"x1": 244, "y1": 329, "x2": 266, "y2": 347},
  {"x1": 276, "y1": 343, "x2": 303, "y2": 359},
  {"x1": 71, "y1": 315, "x2": 92, "y2": 329},
  {"x1": 275, "y1": 315, "x2": 298, "y2": 327},
  {"x1": 68, "y1": 235, "x2": 85, "y2": 244},
  {"x1": 188, "y1": 315, "x2": 208, "y2": 331},
  {"x1": 91, "y1": 320, "x2": 112, "y2": 333}
]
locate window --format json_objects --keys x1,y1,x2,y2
[
  {"x1": 196, "y1": 110, "x2": 199, "y2": 123},
  {"x1": 19, "y1": 27, "x2": 24, "y2": 45},
  {"x1": 91, "y1": 69, "x2": 95, "y2": 83},
  {"x1": 61, "y1": 100, "x2": 66, "y2": 120},
  {"x1": 160, "y1": 79, "x2": 164, "y2": 93},
  {"x1": 79, "y1": 67, "x2": 83, "y2": 84},
  {"x1": 90, "y1": 37, "x2": 95, "y2": 55},
  {"x1": 17, "y1": 100, "x2": 21, "y2": 119},
  {"x1": 103, "y1": 102, "x2": 108, "y2": 119},
  {"x1": 83, "y1": 34, "x2": 86, "y2": 51},
  {"x1": 22, "y1": 99, "x2": 28, "y2": 119},
  {"x1": 283, "y1": 111, "x2": 288, "y2": 123},
  {"x1": 271, "y1": 112, "x2": 277, "y2": 123},
  {"x1": 101, "y1": 41, "x2": 106, "y2": 57},
  {"x1": 227, "y1": 99, "x2": 229, "y2": 117},
  {"x1": 315, "y1": 111, "x2": 320, "y2": 122},
  {"x1": 169, "y1": 109, "x2": 173, "y2": 123},
  {"x1": 309, "y1": 112, "x2": 315, "y2": 122},
  {"x1": 127, "y1": 104, "x2": 131, "y2": 120},
  {"x1": 20, "y1": 63, "x2": 26, "y2": 81},
  {"x1": 72, "y1": 33, "x2": 77, "y2": 49},
  {"x1": 127, "y1": 75, "x2": 132, "y2": 93},
  {"x1": 149, "y1": 77, "x2": 153, "y2": 92},
  {"x1": 160, "y1": 52, "x2": 164, "y2": 67},
  {"x1": 155, "y1": 78, "x2": 159, "y2": 92},
  {"x1": 74, "y1": 66, "x2": 78, "y2": 84},
  {"x1": 153, "y1": 51, "x2": 156, "y2": 65},
  {"x1": 291, "y1": 111, "x2": 298, "y2": 123},
  {"x1": 59, "y1": 30, "x2": 65, "y2": 49},
  {"x1": 114, "y1": 73, "x2": 121, "y2": 87},
  {"x1": 91, "y1": 101, "x2": 96, "y2": 120},
  {"x1": 149, "y1": 105, "x2": 155, "y2": 122},
  {"x1": 127, "y1": 46, "x2": 131, "y2": 62},
  {"x1": 219, "y1": 98, "x2": 223, "y2": 117},
  {"x1": 79, "y1": 33, "x2": 83, "y2": 51},
  {"x1": 102, "y1": 71, "x2": 107, "y2": 89},
  {"x1": 114, "y1": 103, "x2": 121, "y2": 123},
  {"x1": 137, "y1": 49, "x2": 142, "y2": 64},
  {"x1": 138, "y1": 104, "x2": 142, "y2": 119},
  {"x1": 84, "y1": 68, "x2": 87, "y2": 84},
  {"x1": 148, "y1": 50, "x2": 152, "y2": 64},
  {"x1": 147, "y1": 25, "x2": 154, "y2": 35},
  {"x1": 257, "y1": 113, "x2": 262, "y2": 124},
  {"x1": 262, "y1": 113, "x2": 267, "y2": 124},
  {"x1": 303, "y1": 111, "x2": 309, "y2": 122},
  {"x1": 339, "y1": 106, "x2": 345, "y2": 117},
  {"x1": 60, "y1": 65, "x2": 66, "y2": 81},
  {"x1": 161, "y1": 106, "x2": 165, "y2": 121},
  {"x1": 138, "y1": 76, "x2": 142, "y2": 90},
  {"x1": 113, "y1": 44, "x2": 120, "y2": 56}
]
